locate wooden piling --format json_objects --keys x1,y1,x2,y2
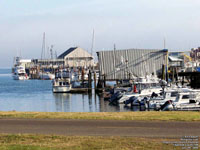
[
  {"x1": 103, "y1": 74, "x2": 106, "y2": 88},
  {"x1": 94, "y1": 71, "x2": 97, "y2": 89},
  {"x1": 88, "y1": 70, "x2": 92, "y2": 89}
]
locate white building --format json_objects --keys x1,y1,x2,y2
[{"x1": 58, "y1": 47, "x2": 94, "y2": 68}]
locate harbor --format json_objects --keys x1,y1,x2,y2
[
  {"x1": 2, "y1": 1, "x2": 200, "y2": 149},
  {"x1": 10, "y1": 45, "x2": 200, "y2": 112},
  {"x1": 0, "y1": 68, "x2": 129, "y2": 112}
]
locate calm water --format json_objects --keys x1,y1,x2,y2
[{"x1": 0, "y1": 69, "x2": 130, "y2": 112}]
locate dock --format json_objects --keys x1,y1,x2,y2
[{"x1": 67, "y1": 88, "x2": 92, "y2": 93}]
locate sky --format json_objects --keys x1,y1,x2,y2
[{"x1": 1, "y1": 0, "x2": 200, "y2": 67}]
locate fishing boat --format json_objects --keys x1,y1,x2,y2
[{"x1": 52, "y1": 69, "x2": 72, "y2": 93}]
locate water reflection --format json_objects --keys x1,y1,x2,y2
[
  {"x1": 53, "y1": 93, "x2": 101, "y2": 112},
  {"x1": 0, "y1": 69, "x2": 135, "y2": 112},
  {"x1": 53, "y1": 93, "x2": 72, "y2": 112},
  {"x1": 53, "y1": 92, "x2": 131, "y2": 112}
]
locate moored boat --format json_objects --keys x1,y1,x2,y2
[
  {"x1": 161, "y1": 91, "x2": 200, "y2": 111},
  {"x1": 12, "y1": 65, "x2": 29, "y2": 80},
  {"x1": 52, "y1": 69, "x2": 72, "y2": 93},
  {"x1": 39, "y1": 72, "x2": 55, "y2": 80}
]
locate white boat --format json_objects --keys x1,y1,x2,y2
[
  {"x1": 147, "y1": 87, "x2": 191, "y2": 110},
  {"x1": 12, "y1": 56, "x2": 29, "y2": 80},
  {"x1": 52, "y1": 69, "x2": 72, "y2": 93},
  {"x1": 118, "y1": 75, "x2": 162, "y2": 104},
  {"x1": 39, "y1": 72, "x2": 55, "y2": 80},
  {"x1": 12, "y1": 65, "x2": 29, "y2": 80},
  {"x1": 161, "y1": 91, "x2": 200, "y2": 111}
]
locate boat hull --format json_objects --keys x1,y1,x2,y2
[
  {"x1": 39, "y1": 73, "x2": 55, "y2": 80},
  {"x1": 53, "y1": 86, "x2": 71, "y2": 93},
  {"x1": 12, "y1": 75, "x2": 29, "y2": 80}
]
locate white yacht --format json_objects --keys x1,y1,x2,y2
[
  {"x1": 52, "y1": 69, "x2": 72, "y2": 93},
  {"x1": 12, "y1": 57, "x2": 30, "y2": 80},
  {"x1": 12, "y1": 65, "x2": 29, "y2": 80}
]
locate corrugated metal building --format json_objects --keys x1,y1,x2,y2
[{"x1": 97, "y1": 48, "x2": 167, "y2": 80}]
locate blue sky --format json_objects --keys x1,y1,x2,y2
[{"x1": 0, "y1": 0, "x2": 200, "y2": 67}]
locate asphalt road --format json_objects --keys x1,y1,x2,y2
[{"x1": 0, "y1": 119, "x2": 199, "y2": 138}]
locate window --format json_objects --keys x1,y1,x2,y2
[
  {"x1": 182, "y1": 95, "x2": 190, "y2": 99},
  {"x1": 171, "y1": 92, "x2": 178, "y2": 97}
]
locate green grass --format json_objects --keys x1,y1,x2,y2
[
  {"x1": 0, "y1": 134, "x2": 185, "y2": 150},
  {"x1": 0, "y1": 111, "x2": 200, "y2": 121}
]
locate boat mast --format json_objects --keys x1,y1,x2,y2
[
  {"x1": 41, "y1": 32, "x2": 46, "y2": 60},
  {"x1": 90, "y1": 29, "x2": 95, "y2": 68}
]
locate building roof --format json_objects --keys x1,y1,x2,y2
[{"x1": 58, "y1": 47, "x2": 78, "y2": 59}]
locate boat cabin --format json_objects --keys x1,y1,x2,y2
[{"x1": 174, "y1": 92, "x2": 199, "y2": 104}]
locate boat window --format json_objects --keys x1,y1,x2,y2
[
  {"x1": 182, "y1": 95, "x2": 190, "y2": 99},
  {"x1": 190, "y1": 94, "x2": 196, "y2": 99},
  {"x1": 175, "y1": 95, "x2": 180, "y2": 102},
  {"x1": 190, "y1": 100, "x2": 196, "y2": 103},
  {"x1": 63, "y1": 82, "x2": 66, "y2": 85},
  {"x1": 171, "y1": 92, "x2": 178, "y2": 97},
  {"x1": 59, "y1": 82, "x2": 62, "y2": 86}
]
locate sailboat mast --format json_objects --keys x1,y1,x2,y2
[
  {"x1": 41, "y1": 32, "x2": 46, "y2": 60},
  {"x1": 90, "y1": 29, "x2": 95, "y2": 57},
  {"x1": 90, "y1": 29, "x2": 95, "y2": 68}
]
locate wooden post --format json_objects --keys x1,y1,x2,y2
[
  {"x1": 94, "y1": 71, "x2": 97, "y2": 89},
  {"x1": 88, "y1": 70, "x2": 92, "y2": 89},
  {"x1": 162, "y1": 64, "x2": 165, "y2": 80},
  {"x1": 103, "y1": 74, "x2": 106, "y2": 88},
  {"x1": 172, "y1": 67, "x2": 175, "y2": 83},
  {"x1": 182, "y1": 75, "x2": 184, "y2": 86},
  {"x1": 81, "y1": 68, "x2": 85, "y2": 87}
]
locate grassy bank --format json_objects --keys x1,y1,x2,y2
[
  {"x1": 0, "y1": 111, "x2": 200, "y2": 121},
  {"x1": 0, "y1": 134, "x2": 185, "y2": 150}
]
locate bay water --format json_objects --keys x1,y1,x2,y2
[{"x1": 0, "y1": 69, "x2": 130, "y2": 112}]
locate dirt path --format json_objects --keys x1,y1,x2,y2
[{"x1": 0, "y1": 119, "x2": 199, "y2": 138}]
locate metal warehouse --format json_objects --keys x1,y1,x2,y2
[{"x1": 97, "y1": 48, "x2": 167, "y2": 80}]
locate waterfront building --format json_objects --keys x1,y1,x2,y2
[
  {"x1": 97, "y1": 48, "x2": 168, "y2": 80},
  {"x1": 58, "y1": 47, "x2": 94, "y2": 68}
]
